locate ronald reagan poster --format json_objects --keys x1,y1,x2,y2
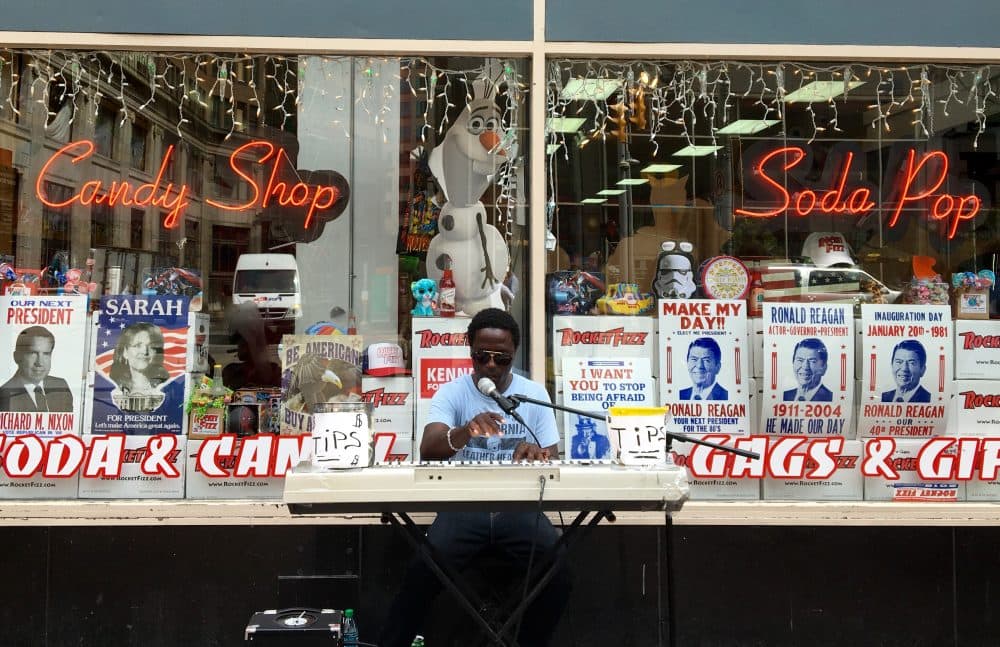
[
  {"x1": 762, "y1": 303, "x2": 855, "y2": 437},
  {"x1": 90, "y1": 296, "x2": 191, "y2": 435},
  {"x1": 858, "y1": 304, "x2": 952, "y2": 437},
  {"x1": 658, "y1": 299, "x2": 750, "y2": 436},
  {"x1": 0, "y1": 294, "x2": 88, "y2": 436}
]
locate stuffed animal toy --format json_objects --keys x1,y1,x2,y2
[{"x1": 411, "y1": 278, "x2": 438, "y2": 316}]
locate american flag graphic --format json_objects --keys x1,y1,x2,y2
[
  {"x1": 759, "y1": 265, "x2": 859, "y2": 305},
  {"x1": 94, "y1": 323, "x2": 188, "y2": 378}
]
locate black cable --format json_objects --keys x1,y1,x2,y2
[{"x1": 509, "y1": 475, "x2": 546, "y2": 646}]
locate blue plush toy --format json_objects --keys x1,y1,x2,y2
[{"x1": 411, "y1": 278, "x2": 438, "y2": 316}]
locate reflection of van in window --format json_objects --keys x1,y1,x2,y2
[{"x1": 232, "y1": 254, "x2": 302, "y2": 321}]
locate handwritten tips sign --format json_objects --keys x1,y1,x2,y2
[
  {"x1": 658, "y1": 299, "x2": 750, "y2": 436},
  {"x1": 859, "y1": 305, "x2": 952, "y2": 437},
  {"x1": 607, "y1": 407, "x2": 670, "y2": 465},
  {"x1": 562, "y1": 358, "x2": 653, "y2": 460},
  {"x1": 310, "y1": 406, "x2": 372, "y2": 469},
  {"x1": 762, "y1": 303, "x2": 855, "y2": 437}
]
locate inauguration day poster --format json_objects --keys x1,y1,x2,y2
[
  {"x1": 0, "y1": 294, "x2": 88, "y2": 436},
  {"x1": 90, "y1": 295, "x2": 190, "y2": 435},
  {"x1": 762, "y1": 303, "x2": 855, "y2": 437},
  {"x1": 858, "y1": 304, "x2": 952, "y2": 437},
  {"x1": 658, "y1": 299, "x2": 750, "y2": 436}
]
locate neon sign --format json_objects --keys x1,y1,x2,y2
[
  {"x1": 36, "y1": 140, "x2": 346, "y2": 230},
  {"x1": 735, "y1": 145, "x2": 981, "y2": 239}
]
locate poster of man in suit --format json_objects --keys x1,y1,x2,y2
[
  {"x1": 658, "y1": 299, "x2": 749, "y2": 436},
  {"x1": 859, "y1": 304, "x2": 951, "y2": 438},
  {"x1": 0, "y1": 295, "x2": 88, "y2": 435},
  {"x1": 762, "y1": 303, "x2": 855, "y2": 437}
]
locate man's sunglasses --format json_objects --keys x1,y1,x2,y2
[{"x1": 471, "y1": 350, "x2": 514, "y2": 366}]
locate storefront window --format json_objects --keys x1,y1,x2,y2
[
  {"x1": 0, "y1": 51, "x2": 530, "y2": 474},
  {"x1": 545, "y1": 60, "x2": 999, "y2": 499}
]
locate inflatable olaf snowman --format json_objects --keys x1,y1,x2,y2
[{"x1": 425, "y1": 75, "x2": 512, "y2": 315}]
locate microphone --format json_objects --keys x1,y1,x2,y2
[
  {"x1": 477, "y1": 376, "x2": 541, "y2": 449},
  {"x1": 477, "y1": 377, "x2": 518, "y2": 415}
]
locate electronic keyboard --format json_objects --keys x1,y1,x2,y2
[{"x1": 284, "y1": 460, "x2": 690, "y2": 513}]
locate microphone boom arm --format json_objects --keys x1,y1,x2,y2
[{"x1": 509, "y1": 394, "x2": 760, "y2": 460}]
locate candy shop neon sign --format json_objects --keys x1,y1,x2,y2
[
  {"x1": 35, "y1": 140, "x2": 344, "y2": 229},
  {"x1": 734, "y1": 146, "x2": 981, "y2": 239}
]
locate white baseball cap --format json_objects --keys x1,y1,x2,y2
[
  {"x1": 363, "y1": 342, "x2": 410, "y2": 376},
  {"x1": 802, "y1": 232, "x2": 855, "y2": 267}
]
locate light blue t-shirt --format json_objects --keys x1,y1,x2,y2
[{"x1": 427, "y1": 373, "x2": 559, "y2": 462}]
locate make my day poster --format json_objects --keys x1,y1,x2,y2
[
  {"x1": 762, "y1": 303, "x2": 855, "y2": 437},
  {"x1": 280, "y1": 335, "x2": 363, "y2": 435},
  {"x1": 0, "y1": 295, "x2": 88, "y2": 435},
  {"x1": 562, "y1": 357, "x2": 654, "y2": 460},
  {"x1": 658, "y1": 299, "x2": 750, "y2": 436},
  {"x1": 90, "y1": 295, "x2": 190, "y2": 435},
  {"x1": 859, "y1": 304, "x2": 952, "y2": 437}
]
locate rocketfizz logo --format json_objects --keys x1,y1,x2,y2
[
  {"x1": 556, "y1": 327, "x2": 648, "y2": 347},
  {"x1": 958, "y1": 331, "x2": 1000, "y2": 350},
  {"x1": 959, "y1": 391, "x2": 1000, "y2": 409},
  {"x1": 817, "y1": 235, "x2": 845, "y2": 253},
  {"x1": 362, "y1": 388, "x2": 409, "y2": 408},
  {"x1": 416, "y1": 329, "x2": 468, "y2": 348}
]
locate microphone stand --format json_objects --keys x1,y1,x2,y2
[
  {"x1": 509, "y1": 393, "x2": 760, "y2": 647},
  {"x1": 508, "y1": 394, "x2": 759, "y2": 460}
]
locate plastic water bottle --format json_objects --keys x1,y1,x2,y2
[{"x1": 343, "y1": 608, "x2": 359, "y2": 646}]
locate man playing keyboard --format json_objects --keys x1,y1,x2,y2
[{"x1": 380, "y1": 308, "x2": 568, "y2": 647}]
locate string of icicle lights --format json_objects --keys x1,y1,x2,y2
[
  {"x1": 2, "y1": 50, "x2": 526, "y2": 244},
  {"x1": 546, "y1": 58, "x2": 997, "y2": 159}
]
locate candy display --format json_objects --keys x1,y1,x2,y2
[{"x1": 904, "y1": 276, "x2": 950, "y2": 305}]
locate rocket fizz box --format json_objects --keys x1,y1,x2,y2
[
  {"x1": 857, "y1": 305, "x2": 952, "y2": 438},
  {"x1": 88, "y1": 296, "x2": 192, "y2": 436},
  {"x1": 0, "y1": 294, "x2": 88, "y2": 438},
  {"x1": 184, "y1": 437, "x2": 286, "y2": 499},
  {"x1": 186, "y1": 388, "x2": 287, "y2": 498},
  {"x1": 761, "y1": 303, "x2": 856, "y2": 438},
  {"x1": 669, "y1": 434, "x2": 760, "y2": 500},
  {"x1": 412, "y1": 317, "x2": 472, "y2": 458},
  {"x1": 0, "y1": 436, "x2": 80, "y2": 499},
  {"x1": 562, "y1": 357, "x2": 653, "y2": 461},
  {"x1": 763, "y1": 439, "x2": 863, "y2": 501},
  {"x1": 551, "y1": 315, "x2": 657, "y2": 377},
  {"x1": 954, "y1": 320, "x2": 1000, "y2": 379},
  {"x1": 862, "y1": 438, "x2": 965, "y2": 501},
  {"x1": 279, "y1": 335, "x2": 364, "y2": 435},
  {"x1": 657, "y1": 299, "x2": 751, "y2": 438},
  {"x1": 362, "y1": 376, "x2": 414, "y2": 464},
  {"x1": 77, "y1": 434, "x2": 186, "y2": 498}
]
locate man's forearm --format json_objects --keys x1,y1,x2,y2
[{"x1": 420, "y1": 423, "x2": 471, "y2": 460}]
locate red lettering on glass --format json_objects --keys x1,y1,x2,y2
[
  {"x1": 35, "y1": 139, "x2": 344, "y2": 231},
  {"x1": 37, "y1": 140, "x2": 189, "y2": 228},
  {"x1": 735, "y1": 145, "x2": 980, "y2": 239},
  {"x1": 205, "y1": 141, "x2": 341, "y2": 229}
]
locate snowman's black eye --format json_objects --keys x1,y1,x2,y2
[{"x1": 468, "y1": 116, "x2": 485, "y2": 134}]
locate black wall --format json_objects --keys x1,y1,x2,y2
[{"x1": 2, "y1": 523, "x2": 998, "y2": 646}]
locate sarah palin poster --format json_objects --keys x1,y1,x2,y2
[{"x1": 89, "y1": 296, "x2": 190, "y2": 435}]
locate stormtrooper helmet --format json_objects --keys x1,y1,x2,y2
[{"x1": 651, "y1": 241, "x2": 698, "y2": 299}]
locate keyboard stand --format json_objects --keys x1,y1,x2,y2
[{"x1": 381, "y1": 509, "x2": 615, "y2": 647}]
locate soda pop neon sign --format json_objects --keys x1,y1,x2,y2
[
  {"x1": 734, "y1": 146, "x2": 981, "y2": 239},
  {"x1": 35, "y1": 139, "x2": 346, "y2": 230}
]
